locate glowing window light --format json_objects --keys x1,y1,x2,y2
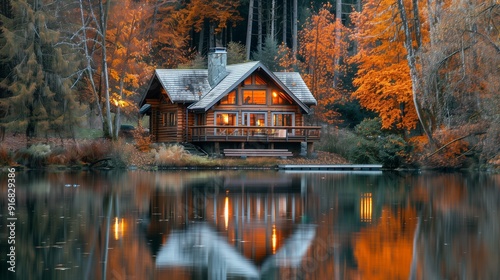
[
  {"x1": 272, "y1": 225, "x2": 277, "y2": 254},
  {"x1": 224, "y1": 196, "x2": 229, "y2": 230},
  {"x1": 360, "y1": 193, "x2": 372, "y2": 223},
  {"x1": 114, "y1": 217, "x2": 125, "y2": 240}
]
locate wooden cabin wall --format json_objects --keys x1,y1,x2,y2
[{"x1": 153, "y1": 96, "x2": 188, "y2": 143}]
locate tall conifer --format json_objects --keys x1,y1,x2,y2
[{"x1": 0, "y1": 0, "x2": 83, "y2": 140}]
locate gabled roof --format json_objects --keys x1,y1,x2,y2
[
  {"x1": 139, "y1": 69, "x2": 210, "y2": 105},
  {"x1": 273, "y1": 72, "x2": 317, "y2": 105},
  {"x1": 188, "y1": 61, "x2": 260, "y2": 111},
  {"x1": 140, "y1": 61, "x2": 317, "y2": 113},
  {"x1": 156, "y1": 223, "x2": 259, "y2": 277}
]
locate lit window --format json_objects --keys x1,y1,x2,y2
[
  {"x1": 220, "y1": 91, "x2": 236, "y2": 104},
  {"x1": 243, "y1": 90, "x2": 266, "y2": 105},
  {"x1": 272, "y1": 91, "x2": 292, "y2": 105},
  {"x1": 360, "y1": 193, "x2": 372, "y2": 223},
  {"x1": 244, "y1": 76, "x2": 252, "y2": 85},
  {"x1": 255, "y1": 75, "x2": 267, "y2": 85},
  {"x1": 215, "y1": 112, "x2": 237, "y2": 135},
  {"x1": 243, "y1": 113, "x2": 266, "y2": 126}
]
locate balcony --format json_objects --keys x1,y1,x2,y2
[{"x1": 188, "y1": 126, "x2": 321, "y2": 143}]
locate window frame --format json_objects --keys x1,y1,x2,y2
[
  {"x1": 162, "y1": 111, "x2": 177, "y2": 127},
  {"x1": 243, "y1": 89, "x2": 267, "y2": 105}
]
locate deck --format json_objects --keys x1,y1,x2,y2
[
  {"x1": 188, "y1": 125, "x2": 321, "y2": 143},
  {"x1": 278, "y1": 164, "x2": 383, "y2": 171},
  {"x1": 224, "y1": 149, "x2": 293, "y2": 158}
]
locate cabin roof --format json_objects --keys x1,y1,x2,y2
[{"x1": 140, "y1": 61, "x2": 316, "y2": 113}]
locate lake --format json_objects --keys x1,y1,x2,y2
[{"x1": 1, "y1": 170, "x2": 499, "y2": 279}]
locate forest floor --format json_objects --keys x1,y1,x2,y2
[{"x1": 0, "y1": 134, "x2": 349, "y2": 169}]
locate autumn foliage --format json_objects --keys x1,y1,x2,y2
[
  {"x1": 299, "y1": 4, "x2": 349, "y2": 124},
  {"x1": 349, "y1": 0, "x2": 425, "y2": 131},
  {"x1": 354, "y1": 206, "x2": 417, "y2": 279}
]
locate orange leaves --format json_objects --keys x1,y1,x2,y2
[
  {"x1": 105, "y1": 0, "x2": 152, "y2": 110},
  {"x1": 354, "y1": 206, "x2": 417, "y2": 280},
  {"x1": 299, "y1": 4, "x2": 349, "y2": 124},
  {"x1": 180, "y1": 0, "x2": 242, "y2": 33},
  {"x1": 410, "y1": 127, "x2": 471, "y2": 168},
  {"x1": 350, "y1": 0, "x2": 424, "y2": 131}
]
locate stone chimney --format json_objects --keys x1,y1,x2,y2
[{"x1": 208, "y1": 47, "x2": 228, "y2": 87}]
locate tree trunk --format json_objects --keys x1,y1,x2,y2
[
  {"x1": 283, "y1": 0, "x2": 287, "y2": 44},
  {"x1": 198, "y1": 25, "x2": 205, "y2": 54},
  {"x1": 270, "y1": 0, "x2": 276, "y2": 40},
  {"x1": 396, "y1": 0, "x2": 436, "y2": 147},
  {"x1": 333, "y1": 0, "x2": 342, "y2": 90},
  {"x1": 245, "y1": 0, "x2": 254, "y2": 60},
  {"x1": 79, "y1": 0, "x2": 104, "y2": 128},
  {"x1": 257, "y1": 0, "x2": 263, "y2": 51},
  {"x1": 292, "y1": 0, "x2": 298, "y2": 60},
  {"x1": 99, "y1": 0, "x2": 113, "y2": 138}
]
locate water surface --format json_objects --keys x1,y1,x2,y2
[{"x1": 1, "y1": 170, "x2": 499, "y2": 279}]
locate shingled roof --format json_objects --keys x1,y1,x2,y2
[{"x1": 140, "y1": 61, "x2": 316, "y2": 113}]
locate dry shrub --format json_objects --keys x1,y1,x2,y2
[
  {"x1": 15, "y1": 143, "x2": 52, "y2": 168},
  {"x1": 155, "y1": 144, "x2": 189, "y2": 165},
  {"x1": 410, "y1": 128, "x2": 469, "y2": 168},
  {"x1": 46, "y1": 147, "x2": 69, "y2": 165},
  {"x1": 79, "y1": 139, "x2": 113, "y2": 163},
  {"x1": 0, "y1": 145, "x2": 13, "y2": 166},
  {"x1": 482, "y1": 123, "x2": 500, "y2": 164},
  {"x1": 133, "y1": 127, "x2": 152, "y2": 152}
]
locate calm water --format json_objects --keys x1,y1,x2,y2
[{"x1": 0, "y1": 170, "x2": 499, "y2": 280}]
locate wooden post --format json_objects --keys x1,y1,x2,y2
[
  {"x1": 215, "y1": 142, "x2": 220, "y2": 156},
  {"x1": 307, "y1": 142, "x2": 314, "y2": 158}
]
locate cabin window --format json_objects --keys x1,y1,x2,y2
[
  {"x1": 162, "y1": 111, "x2": 176, "y2": 127},
  {"x1": 244, "y1": 76, "x2": 253, "y2": 85},
  {"x1": 273, "y1": 112, "x2": 295, "y2": 134},
  {"x1": 242, "y1": 112, "x2": 267, "y2": 126},
  {"x1": 243, "y1": 90, "x2": 266, "y2": 105},
  {"x1": 272, "y1": 91, "x2": 292, "y2": 105},
  {"x1": 195, "y1": 113, "x2": 206, "y2": 126},
  {"x1": 254, "y1": 75, "x2": 267, "y2": 85},
  {"x1": 243, "y1": 112, "x2": 267, "y2": 135},
  {"x1": 220, "y1": 90, "x2": 236, "y2": 104},
  {"x1": 243, "y1": 74, "x2": 267, "y2": 86},
  {"x1": 215, "y1": 112, "x2": 237, "y2": 135}
]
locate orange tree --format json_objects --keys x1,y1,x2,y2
[
  {"x1": 349, "y1": 0, "x2": 428, "y2": 132},
  {"x1": 298, "y1": 4, "x2": 349, "y2": 124},
  {"x1": 106, "y1": 0, "x2": 153, "y2": 138}
]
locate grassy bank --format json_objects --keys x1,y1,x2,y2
[{"x1": 0, "y1": 134, "x2": 348, "y2": 170}]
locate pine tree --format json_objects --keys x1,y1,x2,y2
[{"x1": 0, "y1": 0, "x2": 83, "y2": 140}]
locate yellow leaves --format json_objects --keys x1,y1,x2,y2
[{"x1": 98, "y1": 0, "x2": 153, "y2": 115}]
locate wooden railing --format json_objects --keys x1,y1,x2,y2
[{"x1": 188, "y1": 125, "x2": 321, "y2": 142}]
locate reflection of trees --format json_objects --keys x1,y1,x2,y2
[
  {"x1": 1, "y1": 171, "x2": 154, "y2": 280},
  {"x1": 354, "y1": 206, "x2": 416, "y2": 280},
  {"x1": 415, "y1": 174, "x2": 500, "y2": 279}
]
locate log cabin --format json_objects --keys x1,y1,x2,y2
[{"x1": 139, "y1": 47, "x2": 320, "y2": 156}]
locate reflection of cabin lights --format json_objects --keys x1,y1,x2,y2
[
  {"x1": 272, "y1": 225, "x2": 277, "y2": 254},
  {"x1": 223, "y1": 114, "x2": 229, "y2": 124},
  {"x1": 224, "y1": 196, "x2": 229, "y2": 230},
  {"x1": 273, "y1": 91, "x2": 278, "y2": 97},
  {"x1": 360, "y1": 193, "x2": 372, "y2": 223},
  {"x1": 114, "y1": 217, "x2": 125, "y2": 240}
]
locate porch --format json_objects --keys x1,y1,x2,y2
[{"x1": 188, "y1": 125, "x2": 321, "y2": 143}]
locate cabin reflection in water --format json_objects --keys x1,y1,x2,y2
[{"x1": 147, "y1": 172, "x2": 315, "y2": 279}]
